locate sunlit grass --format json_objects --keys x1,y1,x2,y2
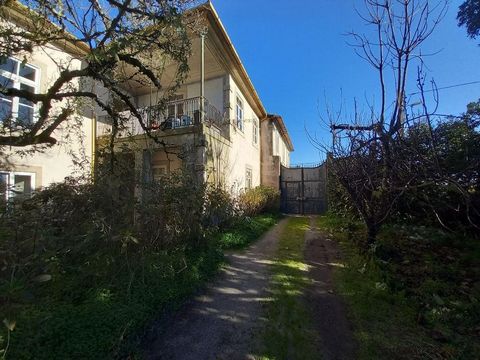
[
  {"x1": 317, "y1": 214, "x2": 446, "y2": 360},
  {"x1": 217, "y1": 214, "x2": 280, "y2": 249},
  {"x1": 259, "y1": 217, "x2": 321, "y2": 360}
]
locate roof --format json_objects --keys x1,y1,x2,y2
[{"x1": 266, "y1": 114, "x2": 294, "y2": 151}]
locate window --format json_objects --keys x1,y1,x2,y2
[
  {"x1": 167, "y1": 94, "x2": 184, "y2": 117},
  {"x1": 0, "y1": 57, "x2": 38, "y2": 124},
  {"x1": 236, "y1": 96, "x2": 244, "y2": 131},
  {"x1": 165, "y1": 94, "x2": 185, "y2": 128},
  {"x1": 253, "y1": 118, "x2": 258, "y2": 145},
  {"x1": 245, "y1": 167, "x2": 252, "y2": 190},
  {"x1": 152, "y1": 165, "x2": 168, "y2": 181},
  {"x1": 0, "y1": 171, "x2": 35, "y2": 202}
]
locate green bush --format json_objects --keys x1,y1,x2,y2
[
  {"x1": 327, "y1": 166, "x2": 358, "y2": 219},
  {"x1": 0, "y1": 160, "x2": 281, "y2": 359},
  {"x1": 238, "y1": 186, "x2": 280, "y2": 217},
  {"x1": 0, "y1": 169, "x2": 237, "y2": 359}
]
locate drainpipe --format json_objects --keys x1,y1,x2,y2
[{"x1": 200, "y1": 30, "x2": 206, "y2": 123}]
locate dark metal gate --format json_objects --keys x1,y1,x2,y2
[{"x1": 280, "y1": 163, "x2": 327, "y2": 214}]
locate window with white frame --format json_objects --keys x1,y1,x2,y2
[
  {"x1": 252, "y1": 117, "x2": 258, "y2": 145},
  {"x1": 0, "y1": 171, "x2": 35, "y2": 202},
  {"x1": 0, "y1": 57, "x2": 39, "y2": 124},
  {"x1": 236, "y1": 96, "x2": 244, "y2": 131},
  {"x1": 245, "y1": 167, "x2": 253, "y2": 190}
]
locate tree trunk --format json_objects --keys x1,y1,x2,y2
[{"x1": 366, "y1": 222, "x2": 377, "y2": 249}]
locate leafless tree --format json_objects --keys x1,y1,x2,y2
[{"x1": 315, "y1": 0, "x2": 449, "y2": 247}]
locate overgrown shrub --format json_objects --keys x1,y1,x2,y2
[
  {"x1": 326, "y1": 159, "x2": 357, "y2": 219},
  {"x1": 0, "y1": 167, "x2": 239, "y2": 359},
  {"x1": 396, "y1": 117, "x2": 480, "y2": 232},
  {"x1": 137, "y1": 171, "x2": 206, "y2": 250},
  {"x1": 238, "y1": 186, "x2": 280, "y2": 217},
  {"x1": 203, "y1": 185, "x2": 237, "y2": 229},
  {"x1": 328, "y1": 115, "x2": 480, "y2": 237}
]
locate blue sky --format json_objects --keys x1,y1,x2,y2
[{"x1": 212, "y1": 0, "x2": 480, "y2": 165}]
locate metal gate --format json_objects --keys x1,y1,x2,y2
[{"x1": 280, "y1": 163, "x2": 327, "y2": 214}]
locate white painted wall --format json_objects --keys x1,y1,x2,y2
[
  {"x1": 130, "y1": 77, "x2": 224, "y2": 115},
  {"x1": 135, "y1": 87, "x2": 184, "y2": 108},
  {"x1": 2, "y1": 42, "x2": 93, "y2": 189},
  {"x1": 272, "y1": 123, "x2": 290, "y2": 167},
  {"x1": 185, "y1": 77, "x2": 224, "y2": 114},
  {"x1": 225, "y1": 75, "x2": 261, "y2": 195}
]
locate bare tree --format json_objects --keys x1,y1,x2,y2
[
  {"x1": 318, "y1": 0, "x2": 448, "y2": 247},
  {"x1": 0, "y1": 0, "x2": 201, "y2": 150}
]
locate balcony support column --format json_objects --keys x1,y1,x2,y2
[{"x1": 200, "y1": 30, "x2": 206, "y2": 123}]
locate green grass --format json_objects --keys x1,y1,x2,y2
[
  {"x1": 377, "y1": 223, "x2": 480, "y2": 358},
  {"x1": 258, "y1": 217, "x2": 321, "y2": 360},
  {"x1": 3, "y1": 246, "x2": 223, "y2": 360},
  {"x1": 1, "y1": 214, "x2": 278, "y2": 359},
  {"x1": 317, "y1": 214, "x2": 472, "y2": 360},
  {"x1": 217, "y1": 213, "x2": 280, "y2": 250}
]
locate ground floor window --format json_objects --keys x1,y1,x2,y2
[
  {"x1": 0, "y1": 171, "x2": 35, "y2": 202},
  {"x1": 152, "y1": 164, "x2": 168, "y2": 181}
]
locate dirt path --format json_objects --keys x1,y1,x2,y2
[
  {"x1": 304, "y1": 216, "x2": 357, "y2": 360},
  {"x1": 143, "y1": 218, "x2": 289, "y2": 360}
]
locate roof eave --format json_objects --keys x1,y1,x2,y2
[
  {"x1": 202, "y1": 1, "x2": 267, "y2": 119},
  {"x1": 266, "y1": 114, "x2": 294, "y2": 152}
]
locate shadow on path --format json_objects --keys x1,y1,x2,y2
[{"x1": 143, "y1": 218, "x2": 289, "y2": 360}]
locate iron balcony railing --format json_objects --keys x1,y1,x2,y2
[{"x1": 97, "y1": 96, "x2": 224, "y2": 137}]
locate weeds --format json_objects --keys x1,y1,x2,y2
[
  {"x1": 318, "y1": 214, "x2": 480, "y2": 359},
  {"x1": 216, "y1": 214, "x2": 280, "y2": 250},
  {"x1": 259, "y1": 217, "x2": 320, "y2": 360},
  {"x1": 0, "y1": 171, "x2": 276, "y2": 359}
]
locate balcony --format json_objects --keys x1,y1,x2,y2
[{"x1": 97, "y1": 96, "x2": 225, "y2": 137}]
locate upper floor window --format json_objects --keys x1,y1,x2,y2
[
  {"x1": 0, "y1": 57, "x2": 38, "y2": 125},
  {"x1": 245, "y1": 167, "x2": 252, "y2": 190},
  {"x1": 236, "y1": 96, "x2": 244, "y2": 131},
  {"x1": 253, "y1": 118, "x2": 258, "y2": 145}
]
